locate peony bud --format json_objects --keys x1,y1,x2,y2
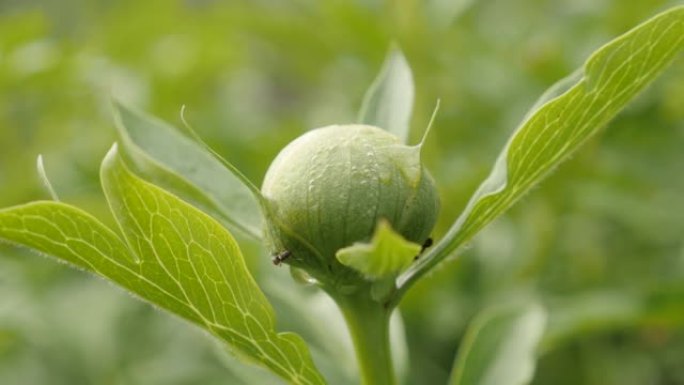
[{"x1": 261, "y1": 124, "x2": 439, "y2": 288}]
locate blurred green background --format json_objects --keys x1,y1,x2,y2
[{"x1": 1, "y1": 0, "x2": 683, "y2": 384}]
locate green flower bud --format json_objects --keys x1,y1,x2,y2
[{"x1": 261, "y1": 124, "x2": 439, "y2": 286}]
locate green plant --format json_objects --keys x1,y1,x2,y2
[{"x1": 0, "y1": 5, "x2": 682, "y2": 385}]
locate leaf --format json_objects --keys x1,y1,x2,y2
[
  {"x1": 113, "y1": 101, "x2": 263, "y2": 239},
  {"x1": 523, "y1": 69, "x2": 584, "y2": 122},
  {"x1": 448, "y1": 302, "x2": 547, "y2": 385},
  {"x1": 100, "y1": 145, "x2": 325, "y2": 384},
  {"x1": 0, "y1": 146, "x2": 327, "y2": 385},
  {"x1": 541, "y1": 285, "x2": 684, "y2": 353},
  {"x1": 358, "y1": 46, "x2": 415, "y2": 143},
  {"x1": 541, "y1": 290, "x2": 644, "y2": 352},
  {"x1": 336, "y1": 219, "x2": 421, "y2": 279},
  {"x1": 400, "y1": 5, "x2": 684, "y2": 290}
]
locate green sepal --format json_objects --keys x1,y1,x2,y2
[{"x1": 336, "y1": 219, "x2": 421, "y2": 279}]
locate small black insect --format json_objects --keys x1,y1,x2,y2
[
  {"x1": 421, "y1": 237, "x2": 433, "y2": 253},
  {"x1": 272, "y1": 250, "x2": 292, "y2": 266},
  {"x1": 414, "y1": 237, "x2": 434, "y2": 261}
]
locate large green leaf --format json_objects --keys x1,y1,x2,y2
[
  {"x1": 113, "y1": 101, "x2": 263, "y2": 239},
  {"x1": 448, "y1": 302, "x2": 547, "y2": 385},
  {"x1": 0, "y1": 146, "x2": 326, "y2": 385},
  {"x1": 399, "y1": 5, "x2": 684, "y2": 291},
  {"x1": 358, "y1": 46, "x2": 415, "y2": 143}
]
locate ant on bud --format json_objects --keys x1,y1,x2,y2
[
  {"x1": 272, "y1": 250, "x2": 292, "y2": 266},
  {"x1": 414, "y1": 237, "x2": 433, "y2": 261}
]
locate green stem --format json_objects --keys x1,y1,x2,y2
[{"x1": 333, "y1": 292, "x2": 396, "y2": 385}]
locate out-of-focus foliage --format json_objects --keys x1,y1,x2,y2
[
  {"x1": 448, "y1": 302, "x2": 546, "y2": 385},
  {"x1": 0, "y1": 1, "x2": 682, "y2": 384}
]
